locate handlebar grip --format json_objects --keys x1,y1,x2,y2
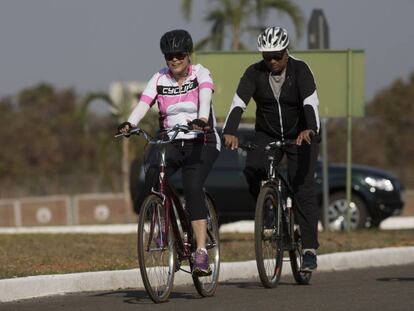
[{"x1": 239, "y1": 142, "x2": 257, "y2": 151}]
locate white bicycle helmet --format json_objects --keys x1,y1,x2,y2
[{"x1": 257, "y1": 27, "x2": 289, "y2": 52}]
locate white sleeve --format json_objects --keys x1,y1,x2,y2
[
  {"x1": 127, "y1": 101, "x2": 151, "y2": 126},
  {"x1": 198, "y1": 88, "x2": 212, "y2": 120},
  {"x1": 127, "y1": 71, "x2": 159, "y2": 125}
]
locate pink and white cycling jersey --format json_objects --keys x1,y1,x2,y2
[
  {"x1": 128, "y1": 63, "x2": 221, "y2": 149},
  {"x1": 144, "y1": 64, "x2": 213, "y2": 128}
]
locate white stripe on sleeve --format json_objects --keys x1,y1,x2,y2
[{"x1": 303, "y1": 90, "x2": 320, "y2": 133}]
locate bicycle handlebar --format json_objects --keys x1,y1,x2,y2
[
  {"x1": 115, "y1": 124, "x2": 204, "y2": 145},
  {"x1": 238, "y1": 142, "x2": 258, "y2": 151},
  {"x1": 238, "y1": 139, "x2": 297, "y2": 152},
  {"x1": 266, "y1": 139, "x2": 297, "y2": 150}
]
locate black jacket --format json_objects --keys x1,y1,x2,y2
[{"x1": 223, "y1": 56, "x2": 320, "y2": 140}]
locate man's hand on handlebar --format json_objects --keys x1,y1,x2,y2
[
  {"x1": 296, "y1": 129, "x2": 315, "y2": 145},
  {"x1": 223, "y1": 134, "x2": 239, "y2": 150}
]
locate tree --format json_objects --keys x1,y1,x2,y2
[
  {"x1": 80, "y1": 83, "x2": 158, "y2": 219},
  {"x1": 181, "y1": 0, "x2": 303, "y2": 50}
]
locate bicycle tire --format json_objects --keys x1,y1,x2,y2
[
  {"x1": 192, "y1": 195, "x2": 220, "y2": 297},
  {"x1": 289, "y1": 228, "x2": 312, "y2": 285},
  {"x1": 137, "y1": 194, "x2": 176, "y2": 303},
  {"x1": 254, "y1": 186, "x2": 284, "y2": 288}
]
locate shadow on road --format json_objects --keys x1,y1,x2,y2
[
  {"x1": 377, "y1": 277, "x2": 414, "y2": 282},
  {"x1": 221, "y1": 280, "x2": 302, "y2": 289},
  {"x1": 93, "y1": 289, "x2": 201, "y2": 304}
]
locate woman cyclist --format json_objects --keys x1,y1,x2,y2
[{"x1": 118, "y1": 29, "x2": 221, "y2": 276}]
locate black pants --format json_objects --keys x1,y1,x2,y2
[
  {"x1": 243, "y1": 131, "x2": 320, "y2": 249},
  {"x1": 134, "y1": 140, "x2": 219, "y2": 221}
]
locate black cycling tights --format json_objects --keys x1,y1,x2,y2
[{"x1": 137, "y1": 140, "x2": 219, "y2": 221}]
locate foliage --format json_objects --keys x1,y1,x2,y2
[
  {"x1": 327, "y1": 72, "x2": 414, "y2": 186},
  {"x1": 0, "y1": 83, "x2": 159, "y2": 198},
  {"x1": 0, "y1": 84, "x2": 121, "y2": 196},
  {"x1": 181, "y1": 0, "x2": 303, "y2": 51}
]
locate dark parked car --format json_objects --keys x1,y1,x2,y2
[{"x1": 131, "y1": 126, "x2": 404, "y2": 230}]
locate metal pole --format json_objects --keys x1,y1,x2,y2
[
  {"x1": 321, "y1": 118, "x2": 329, "y2": 230},
  {"x1": 346, "y1": 50, "x2": 353, "y2": 246},
  {"x1": 318, "y1": 13, "x2": 330, "y2": 231}
]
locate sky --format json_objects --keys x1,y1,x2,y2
[{"x1": 1, "y1": 0, "x2": 413, "y2": 103}]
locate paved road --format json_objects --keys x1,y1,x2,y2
[{"x1": 2, "y1": 264, "x2": 414, "y2": 311}]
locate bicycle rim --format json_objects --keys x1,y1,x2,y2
[
  {"x1": 289, "y1": 228, "x2": 312, "y2": 285},
  {"x1": 137, "y1": 195, "x2": 176, "y2": 303},
  {"x1": 192, "y1": 196, "x2": 220, "y2": 297},
  {"x1": 255, "y1": 186, "x2": 283, "y2": 288}
]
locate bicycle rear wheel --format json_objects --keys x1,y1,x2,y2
[
  {"x1": 137, "y1": 194, "x2": 176, "y2": 303},
  {"x1": 255, "y1": 186, "x2": 284, "y2": 288},
  {"x1": 192, "y1": 195, "x2": 220, "y2": 297},
  {"x1": 289, "y1": 227, "x2": 312, "y2": 285}
]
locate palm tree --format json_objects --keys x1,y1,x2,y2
[
  {"x1": 181, "y1": 0, "x2": 303, "y2": 50},
  {"x1": 79, "y1": 83, "x2": 145, "y2": 222}
]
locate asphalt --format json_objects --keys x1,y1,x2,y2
[{"x1": 1, "y1": 217, "x2": 414, "y2": 302}]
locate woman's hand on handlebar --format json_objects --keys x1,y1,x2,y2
[
  {"x1": 187, "y1": 118, "x2": 210, "y2": 131},
  {"x1": 117, "y1": 121, "x2": 135, "y2": 137},
  {"x1": 223, "y1": 134, "x2": 239, "y2": 150},
  {"x1": 296, "y1": 129, "x2": 315, "y2": 145}
]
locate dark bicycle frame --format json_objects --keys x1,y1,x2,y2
[
  {"x1": 118, "y1": 125, "x2": 218, "y2": 269},
  {"x1": 262, "y1": 140, "x2": 298, "y2": 251},
  {"x1": 242, "y1": 139, "x2": 301, "y2": 251}
]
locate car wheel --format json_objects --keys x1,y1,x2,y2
[{"x1": 325, "y1": 191, "x2": 368, "y2": 231}]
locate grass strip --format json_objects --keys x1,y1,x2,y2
[{"x1": 1, "y1": 230, "x2": 413, "y2": 279}]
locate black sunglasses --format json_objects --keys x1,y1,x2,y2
[
  {"x1": 164, "y1": 52, "x2": 188, "y2": 61},
  {"x1": 262, "y1": 50, "x2": 286, "y2": 62}
]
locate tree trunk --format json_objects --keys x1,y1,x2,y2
[
  {"x1": 122, "y1": 138, "x2": 132, "y2": 222},
  {"x1": 231, "y1": 24, "x2": 241, "y2": 50}
]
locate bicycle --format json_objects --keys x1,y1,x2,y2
[
  {"x1": 116, "y1": 124, "x2": 220, "y2": 303},
  {"x1": 240, "y1": 140, "x2": 312, "y2": 288}
]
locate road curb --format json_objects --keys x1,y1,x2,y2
[
  {"x1": 1, "y1": 246, "x2": 413, "y2": 302},
  {"x1": 1, "y1": 216, "x2": 414, "y2": 234}
]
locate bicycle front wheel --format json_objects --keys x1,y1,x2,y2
[
  {"x1": 137, "y1": 194, "x2": 176, "y2": 303},
  {"x1": 192, "y1": 195, "x2": 220, "y2": 297},
  {"x1": 255, "y1": 186, "x2": 284, "y2": 288}
]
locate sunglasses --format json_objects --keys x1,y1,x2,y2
[
  {"x1": 262, "y1": 50, "x2": 286, "y2": 62},
  {"x1": 164, "y1": 52, "x2": 188, "y2": 61}
]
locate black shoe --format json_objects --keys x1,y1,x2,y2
[{"x1": 301, "y1": 251, "x2": 317, "y2": 272}]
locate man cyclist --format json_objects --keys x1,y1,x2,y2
[
  {"x1": 223, "y1": 27, "x2": 320, "y2": 272},
  {"x1": 118, "y1": 29, "x2": 221, "y2": 276}
]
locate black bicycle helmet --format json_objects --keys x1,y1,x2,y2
[{"x1": 160, "y1": 29, "x2": 193, "y2": 54}]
